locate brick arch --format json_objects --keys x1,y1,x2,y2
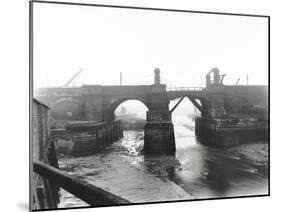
[
  {"x1": 53, "y1": 97, "x2": 81, "y2": 106},
  {"x1": 103, "y1": 97, "x2": 150, "y2": 122},
  {"x1": 51, "y1": 97, "x2": 84, "y2": 120}
]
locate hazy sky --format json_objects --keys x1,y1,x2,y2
[{"x1": 33, "y1": 3, "x2": 268, "y2": 88}]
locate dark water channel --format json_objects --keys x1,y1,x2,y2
[
  {"x1": 58, "y1": 122, "x2": 268, "y2": 207},
  {"x1": 171, "y1": 125, "x2": 268, "y2": 199}
]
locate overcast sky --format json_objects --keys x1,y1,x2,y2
[{"x1": 33, "y1": 3, "x2": 268, "y2": 89}]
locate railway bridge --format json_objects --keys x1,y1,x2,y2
[{"x1": 35, "y1": 68, "x2": 268, "y2": 155}]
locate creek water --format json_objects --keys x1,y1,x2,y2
[{"x1": 58, "y1": 120, "x2": 268, "y2": 208}]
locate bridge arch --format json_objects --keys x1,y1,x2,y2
[
  {"x1": 103, "y1": 97, "x2": 150, "y2": 122},
  {"x1": 51, "y1": 97, "x2": 84, "y2": 120}
]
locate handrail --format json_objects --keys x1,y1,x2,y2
[
  {"x1": 33, "y1": 161, "x2": 131, "y2": 206},
  {"x1": 167, "y1": 87, "x2": 204, "y2": 91}
]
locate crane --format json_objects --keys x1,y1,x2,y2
[
  {"x1": 63, "y1": 68, "x2": 83, "y2": 87},
  {"x1": 235, "y1": 78, "x2": 240, "y2": 85},
  {"x1": 205, "y1": 67, "x2": 226, "y2": 87}
]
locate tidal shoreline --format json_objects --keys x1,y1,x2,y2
[{"x1": 58, "y1": 129, "x2": 268, "y2": 208}]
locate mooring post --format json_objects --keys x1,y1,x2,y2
[
  {"x1": 110, "y1": 124, "x2": 113, "y2": 143},
  {"x1": 121, "y1": 121, "x2": 124, "y2": 137},
  {"x1": 117, "y1": 122, "x2": 120, "y2": 140},
  {"x1": 116, "y1": 122, "x2": 119, "y2": 139},
  {"x1": 106, "y1": 125, "x2": 109, "y2": 144},
  {"x1": 119, "y1": 121, "x2": 122, "y2": 138},
  {"x1": 99, "y1": 127, "x2": 106, "y2": 149},
  {"x1": 112, "y1": 123, "x2": 115, "y2": 142},
  {"x1": 95, "y1": 128, "x2": 101, "y2": 151},
  {"x1": 195, "y1": 118, "x2": 198, "y2": 136},
  {"x1": 115, "y1": 122, "x2": 119, "y2": 140},
  {"x1": 109, "y1": 124, "x2": 113, "y2": 144},
  {"x1": 102, "y1": 126, "x2": 106, "y2": 146}
]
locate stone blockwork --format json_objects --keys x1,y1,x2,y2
[
  {"x1": 144, "y1": 85, "x2": 175, "y2": 155},
  {"x1": 197, "y1": 85, "x2": 268, "y2": 146},
  {"x1": 144, "y1": 122, "x2": 175, "y2": 155},
  {"x1": 205, "y1": 85, "x2": 268, "y2": 119},
  {"x1": 224, "y1": 85, "x2": 268, "y2": 118},
  {"x1": 35, "y1": 73, "x2": 268, "y2": 151}
]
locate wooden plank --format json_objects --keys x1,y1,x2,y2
[{"x1": 33, "y1": 161, "x2": 130, "y2": 206}]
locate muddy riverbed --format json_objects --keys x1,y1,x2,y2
[{"x1": 58, "y1": 124, "x2": 268, "y2": 208}]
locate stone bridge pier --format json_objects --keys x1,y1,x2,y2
[
  {"x1": 142, "y1": 68, "x2": 175, "y2": 155},
  {"x1": 100, "y1": 69, "x2": 176, "y2": 155},
  {"x1": 144, "y1": 86, "x2": 175, "y2": 155}
]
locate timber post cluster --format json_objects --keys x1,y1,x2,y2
[
  {"x1": 52, "y1": 120, "x2": 123, "y2": 156},
  {"x1": 195, "y1": 117, "x2": 268, "y2": 146},
  {"x1": 195, "y1": 118, "x2": 217, "y2": 145}
]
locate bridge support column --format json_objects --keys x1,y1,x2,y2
[{"x1": 144, "y1": 110, "x2": 175, "y2": 155}]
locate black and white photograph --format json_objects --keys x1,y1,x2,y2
[{"x1": 30, "y1": 1, "x2": 269, "y2": 211}]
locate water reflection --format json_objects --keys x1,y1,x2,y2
[{"x1": 171, "y1": 123, "x2": 268, "y2": 198}]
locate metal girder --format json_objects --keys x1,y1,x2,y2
[
  {"x1": 170, "y1": 97, "x2": 185, "y2": 113},
  {"x1": 187, "y1": 97, "x2": 205, "y2": 114}
]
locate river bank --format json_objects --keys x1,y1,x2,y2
[
  {"x1": 228, "y1": 142, "x2": 268, "y2": 167},
  {"x1": 58, "y1": 128, "x2": 268, "y2": 208},
  {"x1": 58, "y1": 131, "x2": 193, "y2": 208}
]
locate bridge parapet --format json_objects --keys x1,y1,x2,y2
[
  {"x1": 167, "y1": 87, "x2": 206, "y2": 100},
  {"x1": 35, "y1": 87, "x2": 83, "y2": 97},
  {"x1": 167, "y1": 87, "x2": 204, "y2": 91}
]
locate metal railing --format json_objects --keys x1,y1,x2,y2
[{"x1": 167, "y1": 87, "x2": 204, "y2": 91}]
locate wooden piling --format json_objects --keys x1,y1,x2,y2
[
  {"x1": 117, "y1": 121, "x2": 121, "y2": 139},
  {"x1": 96, "y1": 128, "x2": 100, "y2": 149},
  {"x1": 109, "y1": 124, "x2": 113, "y2": 143}
]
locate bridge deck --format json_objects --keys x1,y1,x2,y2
[{"x1": 167, "y1": 87, "x2": 206, "y2": 99}]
